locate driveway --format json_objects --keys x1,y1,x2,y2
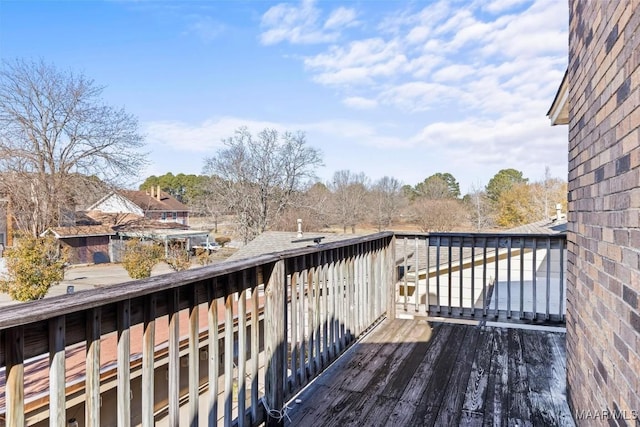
[{"x1": 0, "y1": 262, "x2": 182, "y2": 308}]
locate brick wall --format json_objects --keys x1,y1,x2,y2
[{"x1": 567, "y1": 0, "x2": 640, "y2": 423}]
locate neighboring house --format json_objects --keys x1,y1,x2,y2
[
  {"x1": 41, "y1": 225, "x2": 116, "y2": 264},
  {"x1": 89, "y1": 186, "x2": 190, "y2": 226}
]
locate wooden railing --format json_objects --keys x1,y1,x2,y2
[
  {"x1": 0, "y1": 233, "x2": 395, "y2": 427},
  {"x1": 394, "y1": 233, "x2": 567, "y2": 323}
]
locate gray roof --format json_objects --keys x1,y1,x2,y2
[
  {"x1": 226, "y1": 231, "x2": 366, "y2": 261},
  {"x1": 506, "y1": 217, "x2": 567, "y2": 235}
]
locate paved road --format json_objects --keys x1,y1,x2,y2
[{"x1": 0, "y1": 262, "x2": 181, "y2": 308}]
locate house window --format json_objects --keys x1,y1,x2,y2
[
  {"x1": 173, "y1": 212, "x2": 178, "y2": 222},
  {"x1": 161, "y1": 212, "x2": 167, "y2": 221}
]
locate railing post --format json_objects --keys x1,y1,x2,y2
[
  {"x1": 387, "y1": 235, "x2": 396, "y2": 320},
  {"x1": 49, "y1": 315, "x2": 66, "y2": 426},
  {"x1": 117, "y1": 300, "x2": 131, "y2": 427},
  {"x1": 5, "y1": 326, "x2": 25, "y2": 427},
  {"x1": 265, "y1": 260, "x2": 286, "y2": 427},
  {"x1": 142, "y1": 296, "x2": 156, "y2": 427},
  {"x1": 86, "y1": 308, "x2": 102, "y2": 427}
]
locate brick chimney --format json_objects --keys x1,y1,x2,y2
[{"x1": 156, "y1": 185, "x2": 161, "y2": 201}]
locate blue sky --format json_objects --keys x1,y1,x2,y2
[{"x1": 0, "y1": 0, "x2": 568, "y2": 193}]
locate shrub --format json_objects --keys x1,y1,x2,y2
[
  {"x1": 122, "y1": 239, "x2": 162, "y2": 279},
  {"x1": 194, "y1": 248, "x2": 214, "y2": 266},
  {"x1": 0, "y1": 235, "x2": 68, "y2": 301},
  {"x1": 166, "y1": 243, "x2": 191, "y2": 272},
  {"x1": 215, "y1": 236, "x2": 231, "y2": 247}
]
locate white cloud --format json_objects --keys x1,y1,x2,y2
[
  {"x1": 380, "y1": 82, "x2": 468, "y2": 112},
  {"x1": 144, "y1": 117, "x2": 287, "y2": 152},
  {"x1": 342, "y1": 96, "x2": 378, "y2": 109},
  {"x1": 259, "y1": 0, "x2": 357, "y2": 45},
  {"x1": 324, "y1": 7, "x2": 358, "y2": 30},
  {"x1": 484, "y1": 0, "x2": 531, "y2": 14},
  {"x1": 432, "y1": 64, "x2": 476, "y2": 83},
  {"x1": 304, "y1": 38, "x2": 407, "y2": 86},
  {"x1": 184, "y1": 15, "x2": 225, "y2": 42}
]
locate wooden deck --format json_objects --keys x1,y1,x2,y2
[{"x1": 286, "y1": 319, "x2": 575, "y2": 427}]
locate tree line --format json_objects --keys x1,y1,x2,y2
[
  {"x1": 142, "y1": 153, "x2": 567, "y2": 242},
  {"x1": 0, "y1": 59, "x2": 567, "y2": 243}
]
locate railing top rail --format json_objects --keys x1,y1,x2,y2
[
  {"x1": 393, "y1": 231, "x2": 567, "y2": 240},
  {"x1": 0, "y1": 232, "x2": 393, "y2": 330}
]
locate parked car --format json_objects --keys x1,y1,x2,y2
[{"x1": 191, "y1": 242, "x2": 220, "y2": 254}]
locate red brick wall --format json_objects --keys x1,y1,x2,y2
[
  {"x1": 145, "y1": 211, "x2": 189, "y2": 225},
  {"x1": 568, "y1": 0, "x2": 640, "y2": 423}
]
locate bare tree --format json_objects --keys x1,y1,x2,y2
[
  {"x1": 272, "y1": 182, "x2": 332, "y2": 232},
  {"x1": 533, "y1": 166, "x2": 567, "y2": 219},
  {"x1": 0, "y1": 59, "x2": 146, "y2": 235},
  {"x1": 411, "y1": 198, "x2": 468, "y2": 232},
  {"x1": 464, "y1": 183, "x2": 495, "y2": 231},
  {"x1": 202, "y1": 127, "x2": 322, "y2": 243},
  {"x1": 190, "y1": 175, "x2": 225, "y2": 233},
  {"x1": 329, "y1": 170, "x2": 370, "y2": 233},
  {"x1": 370, "y1": 176, "x2": 404, "y2": 231}
]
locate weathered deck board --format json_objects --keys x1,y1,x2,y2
[{"x1": 286, "y1": 319, "x2": 575, "y2": 427}]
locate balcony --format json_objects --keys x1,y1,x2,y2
[{"x1": 0, "y1": 232, "x2": 572, "y2": 426}]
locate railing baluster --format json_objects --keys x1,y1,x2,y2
[
  {"x1": 322, "y1": 251, "x2": 329, "y2": 368},
  {"x1": 307, "y1": 256, "x2": 316, "y2": 378},
  {"x1": 297, "y1": 257, "x2": 309, "y2": 385},
  {"x1": 459, "y1": 237, "x2": 463, "y2": 315},
  {"x1": 354, "y1": 245, "x2": 361, "y2": 337},
  {"x1": 190, "y1": 286, "x2": 200, "y2": 426},
  {"x1": 224, "y1": 290, "x2": 234, "y2": 426},
  {"x1": 494, "y1": 238, "x2": 499, "y2": 317},
  {"x1": 5, "y1": 326, "x2": 25, "y2": 427},
  {"x1": 546, "y1": 238, "x2": 552, "y2": 320},
  {"x1": 168, "y1": 289, "x2": 180, "y2": 427},
  {"x1": 315, "y1": 252, "x2": 322, "y2": 371},
  {"x1": 208, "y1": 282, "x2": 219, "y2": 427},
  {"x1": 87, "y1": 308, "x2": 102, "y2": 427},
  {"x1": 347, "y1": 247, "x2": 354, "y2": 343},
  {"x1": 436, "y1": 237, "x2": 441, "y2": 314},
  {"x1": 414, "y1": 238, "x2": 420, "y2": 313},
  {"x1": 329, "y1": 249, "x2": 337, "y2": 359},
  {"x1": 238, "y1": 285, "x2": 247, "y2": 427},
  {"x1": 141, "y1": 299, "x2": 156, "y2": 426},
  {"x1": 425, "y1": 237, "x2": 431, "y2": 315},
  {"x1": 482, "y1": 238, "x2": 487, "y2": 317},
  {"x1": 290, "y1": 258, "x2": 299, "y2": 389},
  {"x1": 339, "y1": 246, "x2": 346, "y2": 349},
  {"x1": 507, "y1": 237, "x2": 512, "y2": 319},
  {"x1": 251, "y1": 269, "x2": 260, "y2": 424},
  {"x1": 448, "y1": 239, "x2": 453, "y2": 315},
  {"x1": 559, "y1": 238, "x2": 565, "y2": 321},
  {"x1": 50, "y1": 315, "x2": 66, "y2": 426},
  {"x1": 403, "y1": 237, "x2": 408, "y2": 311},
  {"x1": 471, "y1": 237, "x2": 475, "y2": 316},
  {"x1": 299, "y1": 257, "x2": 307, "y2": 385},
  {"x1": 117, "y1": 301, "x2": 131, "y2": 427},
  {"x1": 387, "y1": 236, "x2": 397, "y2": 320},
  {"x1": 533, "y1": 239, "x2": 538, "y2": 320},
  {"x1": 520, "y1": 238, "x2": 525, "y2": 320}
]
